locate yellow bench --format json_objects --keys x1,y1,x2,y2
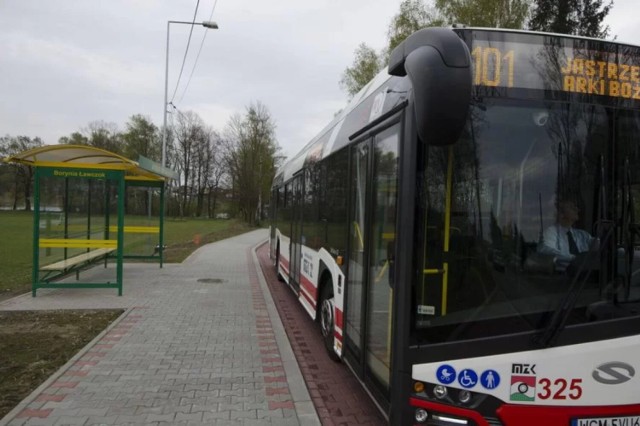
[
  {"x1": 40, "y1": 248, "x2": 116, "y2": 272},
  {"x1": 39, "y1": 238, "x2": 117, "y2": 282}
]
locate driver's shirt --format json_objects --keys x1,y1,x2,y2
[{"x1": 538, "y1": 224, "x2": 595, "y2": 261}]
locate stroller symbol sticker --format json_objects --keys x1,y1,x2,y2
[{"x1": 436, "y1": 365, "x2": 456, "y2": 385}]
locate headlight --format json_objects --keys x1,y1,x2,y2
[
  {"x1": 415, "y1": 408, "x2": 429, "y2": 423},
  {"x1": 433, "y1": 385, "x2": 448, "y2": 399},
  {"x1": 458, "y1": 390, "x2": 472, "y2": 404}
]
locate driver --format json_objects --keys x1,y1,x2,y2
[{"x1": 538, "y1": 200, "x2": 597, "y2": 271}]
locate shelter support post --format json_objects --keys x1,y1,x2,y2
[{"x1": 31, "y1": 168, "x2": 41, "y2": 297}]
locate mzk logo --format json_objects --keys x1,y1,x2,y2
[{"x1": 510, "y1": 363, "x2": 536, "y2": 402}]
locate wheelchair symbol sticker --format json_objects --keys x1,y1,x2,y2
[
  {"x1": 436, "y1": 364, "x2": 456, "y2": 385},
  {"x1": 480, "y1": 370, "x2": 500, "y2": 389},
  {"x1": 458, "y1": 369, "x2": 478, "y2": 389}
]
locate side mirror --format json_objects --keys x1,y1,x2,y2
[{"x1": 388, "y1": 28, "x2": 472, "y2": 146}]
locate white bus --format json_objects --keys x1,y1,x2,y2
[{"x1": 270, "y1": 27, "x2": 640, "y2": 425}]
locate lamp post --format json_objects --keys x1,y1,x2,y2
[{"x1": 162, "y1": 20, "x2": 219, "y2": 169}]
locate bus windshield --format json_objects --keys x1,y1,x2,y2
[{"x1": 412, "y1": 97, "x2": 640, "y2": 344}]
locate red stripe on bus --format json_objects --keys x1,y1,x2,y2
[
  {"x1": 335, "y1": 308, "x2": 343, "y2": 329},
  {"x1": 299, "y1": 286, "x2": 316, "y2": 309},
  {"x1": 334, "y1": 309, "x2": 343, "y2": 342},
  {"x1": 279, "y1": 261, "x2": 289, "y2": 275},
  {"x1": 409, "y1": 399, "x2": 640, "y2": 426},
  {"x1": 300, "y1": 274, "x2": 317, "y2": 303},
  {"x1": 497, "y1": 403, "x2": 640, "y2": 426}
]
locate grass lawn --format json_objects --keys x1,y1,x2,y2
[
  {"x1": 0, "y1": 211, "x2": 33, "y2": 298},
  {"x1": 0, "y1": 210, "x2": 255, "y2": 299}
]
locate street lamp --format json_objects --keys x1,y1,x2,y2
[{"x1": 162, "y1": 20, "x2": 219, "y2": 169}]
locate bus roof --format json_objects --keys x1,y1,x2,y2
[{"x1": 276, "y1": 69, "x2": 394, "y2": 183}]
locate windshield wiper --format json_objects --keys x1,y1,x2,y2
[{"x1": 535, "y1": 231, "x2": 611, "y2": 348}]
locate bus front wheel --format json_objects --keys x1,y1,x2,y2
[{"x1": 320, "y1": 282, "x2": 340, "y2": 362}]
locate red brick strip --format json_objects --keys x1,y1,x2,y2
[
  {"x1": 269, "y1": 401, "x2": 295, "y2": 410},
  {"x1": 49, "y1": 381, "x2": 79, "y2": 389},
  {"x1": 35, "y1": 394, "x2": 65, "y2": 403},
  {"x1": 16, "y1": 408, "x2": 52, "y2": 419}
]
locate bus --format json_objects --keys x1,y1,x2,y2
[{"x1": 269, "y1": 26, "x2": 640, "y2": 425}]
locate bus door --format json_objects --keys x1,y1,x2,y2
[
  {"x1": 289, "y1": 174, "x2": 303, "y2": 291},
  {"x1": 345, "y1": 123, "x2": 400, "y2": 402}
]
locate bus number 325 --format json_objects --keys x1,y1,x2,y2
[
  {"x1": 471, "y1": 46, "x2": 515, "y2": 88},
  {"x1": 538, "y1": 378, "x2": 583, "y2": 400}
]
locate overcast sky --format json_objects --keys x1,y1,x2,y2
[{"x1": 1, "y1": 1, "x2": 639, "y2": 159}]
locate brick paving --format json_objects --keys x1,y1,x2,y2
[
  {"x1": 0, "y1": 229, "x2": 319, "y2": 426},
  {"x1": 256, "y1": 244, "x2": 387, "y2": 426}
]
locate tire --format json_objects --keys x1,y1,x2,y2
[{"x1": 319, "y1": 281, "x2": 340, "y2": 362}]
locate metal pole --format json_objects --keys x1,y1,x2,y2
[{"x1": 162, "y1": 20, "x2": 170, "y2": 169}]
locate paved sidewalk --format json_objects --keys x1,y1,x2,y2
[{"x1": 0, "y1": 229, "x2": 320, "y2": 426}]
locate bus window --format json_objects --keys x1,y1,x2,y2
[
  {"x1": 615, "y1": 110, "x2": 640, "y2": 303},
  {"x1": 413, "y1": 99, "x2": 612, "y2": 343},
  {"x1": 320, "y1": 150, "x2": 349, "y2": 257},
  {"x1": 304, "y1": 164, "x2": 322, "y2": 249}
]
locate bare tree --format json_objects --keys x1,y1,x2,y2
[
  {"x1": 192, "y1": 126, "x2": 225, "y2": 217},
  {"x1": 224, "y1": 102, "x2": 280, "y2": 225},
  {"x1": 170, "y1": 111, "x2": 206, "y2": 217},
  {"x1": 83, "y1": 121, "x2": 124, "y2": 154}
]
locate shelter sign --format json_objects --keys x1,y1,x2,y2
[{"x1": 41, "y1": 167, "x2": 122, "y2": 180}]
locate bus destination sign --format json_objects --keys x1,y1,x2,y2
[{"x1": 470, "y1": 36, "x2": 640, "y2": 102}]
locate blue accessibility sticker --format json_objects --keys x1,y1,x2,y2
[
  {"x1": 480, "y1": 370, "x2": 500, "y2": 389},
  {"x1": 436, "y1": 364, "x2": 456, "y2": 385},
  {"x1": 458, "y1": 369, "x2": 478, "y2": 389}
]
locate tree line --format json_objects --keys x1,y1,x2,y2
[
  {"x1": 341, "y1": 0, "x2": 614, "y2": 97},
  {"x1": 0, "y1": 101, "x2": 281, "y2": 225},
  {"x1": 1, "y1": 0, "x2": 614, "y2": 221}
]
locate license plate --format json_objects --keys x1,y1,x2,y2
[{"x1": 572, "y1": 416, "x2": 640, "y2": 426}]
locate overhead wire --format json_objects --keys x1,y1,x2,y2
[
  {"x1": 177, "y1": 0, "x2": 220, "y2": 105},
  {"x1": 169, "y1": 0, "x2": 201, "y2": 104}
]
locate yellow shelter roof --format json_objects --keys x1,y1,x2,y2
[{"x1": 4, "y1": 145, "x2": 168, "y2": 181}]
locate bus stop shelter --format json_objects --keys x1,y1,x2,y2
[{"x1": 4, "y1": 145, "x2": 174, "y2": 296}]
